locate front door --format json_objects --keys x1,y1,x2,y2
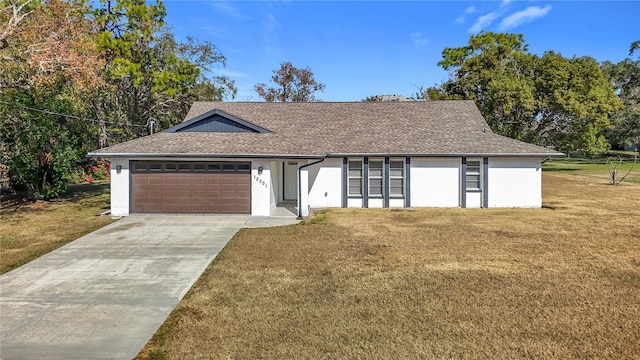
[{"x1": 283, "y1": 161, "x2": 298, "y2": 200}]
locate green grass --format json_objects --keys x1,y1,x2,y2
[
  {"x1": 0, "y1": 182, "x2": 115, "y2": 274},
  {"x1": 544, "y1": 154, "x2": 640, "y2": 183}
]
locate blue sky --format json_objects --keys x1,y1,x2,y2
[{"x1": 163, "y1": 1, "x2": 640, "y2": 101}]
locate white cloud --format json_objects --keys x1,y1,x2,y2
[
  {"x1": 209, "y1": 2, "x2": 249, "y2": 21},
  {"x1": 469, "y1": 12, "x2": 500, "y2": 33},
  {"x1": 455, "y1": 6, "x2": 477, "y2": 24},
  {"x1": 411, "y1": 31, "x2": 430, "y2": 46},
  {"x1": 500, "y1": 0, "x2": 513, "y2": 8},
  {"x1": 263, "y1": 11, "x2": 284, "y2": 60},
  {"x1": 499, "y1": 5, "x2": 552, "y2": 30}
]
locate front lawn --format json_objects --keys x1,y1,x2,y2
[
  {"x1": 137, "y1": 172, "x2": 640, "y2": 359},
  {"x1": 0, "y1": 183, "x2": 115, "y2": 274}
]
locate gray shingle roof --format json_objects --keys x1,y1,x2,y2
[{"x1": 88, "y1": 101, "x2": 562, "y2": 157}]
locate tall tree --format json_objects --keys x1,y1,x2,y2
[
  {"x1": 436, "y1": 32, "x2": 621, "y2": 155},
  {"x1": 92, "y1": 0, "x2": 237, "y2": 146},
  {"x1": 0, "y1": 0, "x2": 237, "y2": 198},
  {"x1": 602, "y1": 41, "x2": 640, "y2": 152},
  {"x1": 0, "y1": 0, "x2": 101, "y2": 89},
  {"x1": 0, "y1": 0, "x2": 102, "y2": 199},
  {"x1": 254, "y1": 62, "x2": 325, "y2": 102}
]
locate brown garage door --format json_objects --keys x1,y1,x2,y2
[{"x1": 131, "y1": 161, "x2": 251, "y2": 214}]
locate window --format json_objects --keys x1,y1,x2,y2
[
  {"x1": 237, "y1": 164, "x2": 250, "y2": 172},
  {"x1": 178, "y1": 163, "x2": 191, "y2": 171},
  {"x1": 133, "y1": 162, "x2": 147, "y2": 171},
  {"x1": 389, "y1": 160, "x2": 404, "y2": 196},
  {"x1": 222, "y1": 164, "x2": 235, "y2": 172},
  {"x1": 369, "y1": 160, "x2": 383, "y2": 196},
  {"x1": 466, "y1": 160, "x2": 481, "y2": 190},
  {"x1": 192, "y1": 164, "x2": 206, "y2": 172},
  {"x1": 148, "y1": 163, "x2": 162, "y2": 172},
  {"x1": 348, "y1": 160, "x2": 362, "y2": 196}
]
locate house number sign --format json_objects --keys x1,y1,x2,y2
[{"x1": 254, "y1": 175, "x2": 268, "y2": 188}]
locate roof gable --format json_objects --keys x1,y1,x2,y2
[{"x1": 164, "y1": 109, "x2": 271, "y2": 134}]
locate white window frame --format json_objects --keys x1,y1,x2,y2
[
  {"x1": 368, "y1": 159, "x2": 384, "y2": 197},
  {"x1": 348, "y1": 160, "x2": 363, "y2": 196},
  {"x1": 466, "y1": 159, "x2": 481, "y2": 191},
  {"x1": 389, "y1": 159, "x2": 404, "y2": 197}
]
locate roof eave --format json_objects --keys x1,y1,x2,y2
[
  {"x1": 86, "y1": 152, "x2": 325, "y2": 159},
  {"x1": 325, "y1": 152, "x2": 565, "y2": 158},
  {"x1": 88, "y1": 151, "x2": 565, "y2": 159}
]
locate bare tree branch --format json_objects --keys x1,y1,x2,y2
[{"x1": 0, "y1": 0, "x2": 34, "y2": 49}]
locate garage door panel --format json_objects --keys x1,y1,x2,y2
[
  {"x1": 147, "y1": 177, "x2": 163, "y2": 186},
  {"x1": 190, "y1": 204, "x2": 205, "y2": 212},
  {"x1": 191, "y1": 177, "x2": 206, "y2": 185},
  {"x1": 206, "y1": 177, "x2": 221, "y2": 185},
  {"x1": 221, "y1": 190, "x2": 237, "y2": 197},
  {"x1": 176, "y1": 204, "x2": 192, "y2": 212},
  {"x1": 133, "y1": 189, "x2": 147, "y2": 198},
  {"x1": 176, "y1": 189, "x2": 191, "y2": 198},
  {"x1": 237, "y1": 204, "x2": 251, "y2": 212},
  {"x1": 176, "y1": 176, "x2": 191, "y2": 185},
  {"x1": 222, "y1": 176, "x2": 238, "y2": 185},
  {"x1": 163, "y1": 190, "x2": 177, "y2": 198},
  {"x1": 206, "y1": 190, "x2": 220, "y2": 198},
  {"x1": 162, "y1": 204, "x2": 177, "y2": 213},
  {"x1": 163, "y1": 177, "x2": 177, "y2": 185},
  {"x1": 206, "y1": 204, "x2": 222, "y2": 212},
  {"x1": 236, "y1": 176, "x2": 250, "y2": 185},
  {"x1": 221, "y1": 204, "x2": 237, "y2": 212},
  {"x1": 132, "y1": 162, "x2": 250, "y2": 214}
]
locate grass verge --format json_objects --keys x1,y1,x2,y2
[
  {"x1": 0, "y1": 183, "x2": 114, "y2": 274},
  {"x1": 137, "y1": 172, "x2": 640, "y2": 359}
]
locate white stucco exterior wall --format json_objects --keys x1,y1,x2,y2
[
  {"x1": 466, "y1": 192, "x2": 482, "y2": 208},
  {"x1": 110, "y1": 158, "x2": 130, "y2": 216},
  {"x1": 368, "y1": 198, "x2": 383, "y2": 208},
  {"x1": 410, "y1": 158, "x2": 460, "y2": 207},
  {"x1": 269, "y1": 161, "x2": 279, "y2": 213},
  {"x1": 251, "y1": 160, "x2": 272, "y2": 216},
  {"x1": 298, "y1": 161, "x2": 310, "y2": 216},
  {"x1": 488, "y1": 157, "x2": 542, "y2": 208},
  {"x1": 308, "y1": 158, "x2": 343, "y2": 209}
]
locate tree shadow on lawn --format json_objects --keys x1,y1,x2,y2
[{"x1": 0, "y1": 182, "x2": 110, "y2": 213}]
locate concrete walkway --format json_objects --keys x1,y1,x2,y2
[{"x1": 0, "y1": 215, "x2": 299, "y2": 360}]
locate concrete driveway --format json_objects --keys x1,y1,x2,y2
[{"x1": 0, "y1": 215, "x2": 297, "y2": 360}]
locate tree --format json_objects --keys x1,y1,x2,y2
[
  {"x1": 363, "y1": 94, "x2": 413, "y2": 102},
  {"x1": 436, "y1": 32, "x2": 621, "y2": 155},
  {"x1": 0, "y1": 0, "x2": 237, "y2": 198},
  {"x1": 0, "y1": 0, "x2": 34, "y2": 50},
  {"x1": 91, "y1": 0, "x2": 236, "y2": 146},
  {"x1": 602, "y1": 41, "x2": 640, "y2": 152},
  {"x1": 254, "y1": 62, "x2": 325, "y2": 102},
  {"x1": 0, "y1": 0, "x2": 103, "y2": 199},
  {"x1": 0, "y1": 85, "x2": 90, "y2": 199},
  {"x1": 0, "y1": 0, "x2": 101, "y2": 90}
]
